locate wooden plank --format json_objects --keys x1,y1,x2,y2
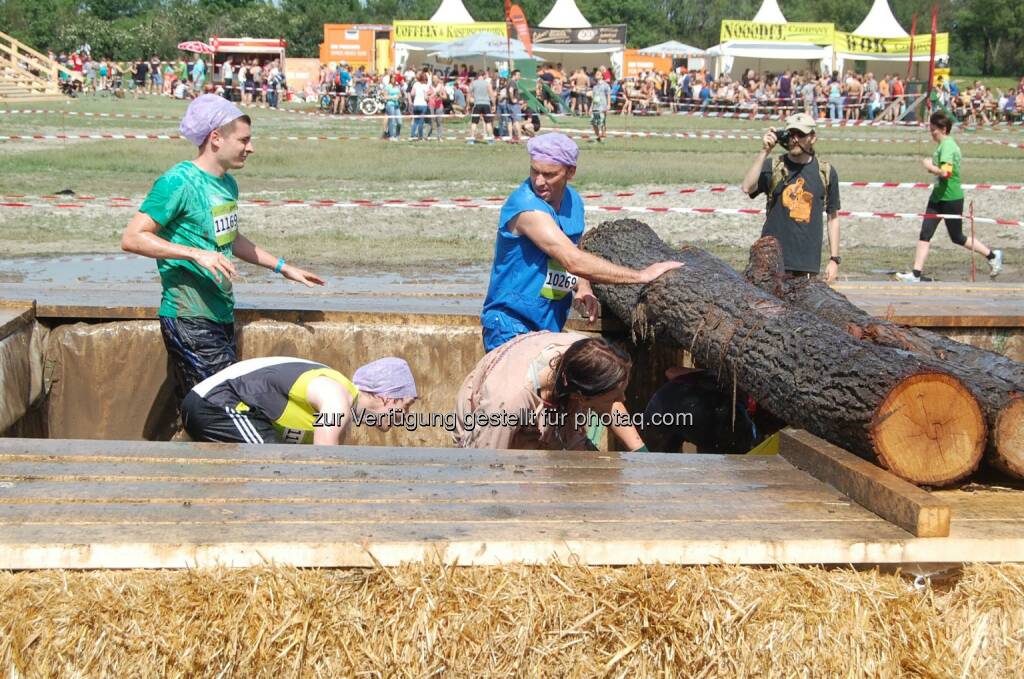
[
  {"x1": 0, "y1": 479, "x2": 842, "y2": 504},
  {"x1": 779, "y1": 428, "x2": 951, "y2": 537},
  {"x1": 4, "y1": 279, "x2": 1024, "y2": 328},
  {"x1": 0, "y1": 437, "x2": 785, "y2": 470},
  {"x1": 0, "y1": 519, "x2": 916, "y2": 570},
  {"x1": 0, "y1": 460, "x2": 809, "y2": 486},
  {"x1": 0, "y1": 497, "x2": 862, "y2": 526},
  {"x1": 2, "y1": 519, "x2": 1023, "y2": 570},
  {"x1": 0, "y1": 300, "x2": 34, "y2": 338}
]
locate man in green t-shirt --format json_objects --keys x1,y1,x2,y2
[
  {"x1": 896, "y1": 111, "x2": 1003, "y2": 282},
  {"x1": 121, "y1": 94, "x2": 324, "y2": 403}
]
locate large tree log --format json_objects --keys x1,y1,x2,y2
[
  {"x1": 746, "y1": 236, "x2": 1024, "y2": 479},
  {"x1": 582, "y1": 219, "x2": 985, "y2": 487}
]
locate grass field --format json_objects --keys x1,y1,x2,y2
[{"x1": 2, "y1": 96, "x2": 1022, "y2": 279}]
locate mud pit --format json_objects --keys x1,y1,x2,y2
[{"x1": 3, "y1": 308, "x2": 681, "y2": 448}]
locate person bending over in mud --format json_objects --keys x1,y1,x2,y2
[
  {"x1": 454, "y1": 332, "x2": 632, "y2": 451},
  {"x1": 182, "y1": 356, "x2": 417, "y2": 444}
]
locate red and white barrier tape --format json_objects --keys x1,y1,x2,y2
[
  {"x1": 0, "y1": 108, "x2": 181, "y2": 121},
  {"x1": 9, "y1": 129, "x2": 1024, "y2": 148},
  {"x1": 4, "y1": 180, "x2": 1021, "y2": 208},
  {"x1": 6, "y1": 106, "x2": 1024, "y2": 130},
  {"x1": 1, "y1": 197, "x2": 1019, "y2": 227}
]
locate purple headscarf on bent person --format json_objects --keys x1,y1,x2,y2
[
  {"x1": 352, "y1": 357, "x2": 418, "y2": 400},
  {"x1": 526, "y1": 132, "x2": 579, "y2": 167}
]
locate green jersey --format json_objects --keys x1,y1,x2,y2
[
  {"x1": 931, "y1": 136, "x2": 963, "y2": 203},
  {"x1": 140, "y1": 161, "x2": 239, "y2": 323}
]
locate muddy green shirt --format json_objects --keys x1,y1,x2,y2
[
  {"x1": 931, "y1": 136, "x2": 963, "y2": 203},
  {"x1": 140, "y1": 161, "x2": 238, "y2": 323}
]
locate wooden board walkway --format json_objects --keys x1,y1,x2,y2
[
  {"x1": 0, "y1": 279, "x2": 1022, "y2": 327},
  {"x1": 0, "y1": 436, "x2": 1021, "y2": 569}
]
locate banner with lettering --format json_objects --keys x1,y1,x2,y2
[
  {"x1": 719, "y1": 21, "x2": 834, "y2": 45},
  {"x1": 835, "y1": 32, "x2": 949, "y2": 56},
  {"x1": 393, "y1": 21, "x2": 507, "y2": 43}
]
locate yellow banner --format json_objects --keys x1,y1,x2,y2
[
  {"x1": 393, "y1": 21, "x2": 507, "y2": 43},
  {"x1": 720, "y1": 20, "x2": 834, "y2": 45},
  {"x1": 835, "y1": 32, "x2": 949, "y2": 56}
]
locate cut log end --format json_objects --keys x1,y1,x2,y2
[
  {"x1": 872, "y1": 373, "x2": 986, "y2": 487},
  {"x1": 993, "y1": 397, "x2": 1024, "y2": 478}
]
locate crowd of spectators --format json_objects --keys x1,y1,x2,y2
[
  {"x1": 48, "y1": 46, "x2": 1024, "y2": 127},
  {"x1": 50, "y1": 47, "x2": 287, "y2": 105}
]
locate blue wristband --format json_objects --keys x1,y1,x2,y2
[{"x1": 273, "y1": 257, "x2": 285, "y2": 274}]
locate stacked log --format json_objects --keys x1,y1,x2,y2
[
  {"x1": 746, "y1": 236, "x2": 1024, "y2": 479},
  {"x1": 581, "y1": 219, "x2": 985, "y2": 487}
]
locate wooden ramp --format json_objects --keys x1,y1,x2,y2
[{"x1": 0, "y1": 435, "x2": 1021, "y2": 570}]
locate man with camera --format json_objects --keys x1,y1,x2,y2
[{"x1": 741, "y1": 113, "x2": 842, "y2": 282}]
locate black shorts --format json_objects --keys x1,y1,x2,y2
[
  {"x1": 471, "y1": 103, "x2": 493, "y2": 123},
  {"x1": 160, "y1": 316, "x2": 237, "y2": 401},
  {"x1": 181, "y1": 392, "x2": 278, "y2": 444},
  {"x1": 920, "y1": 199, "x2": 965, "y2": 243}
]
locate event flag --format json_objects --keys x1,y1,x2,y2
[{"x1": 508, "y1": 5, "x2": 532, "y2": 56}]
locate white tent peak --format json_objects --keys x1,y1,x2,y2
[
  {"x1": 752, "y1": 0, "x2": 787, "y2": 24},
  {"x1": 539, "y1": 0, "x2": 591, "y2": 28},
  {"x1": 430, "y1": 0, "x2": 475, "y2": 23},
  {"x1": 852, "y1": 0, "x2": 908, "y2": 37}
]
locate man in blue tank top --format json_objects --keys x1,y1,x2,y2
[
  {"x1": 479, "y1": 132, "x2": 683, "y2": 453},
  {"x1": 481, "y1": 132, "x2": 682, "y2": 352}
]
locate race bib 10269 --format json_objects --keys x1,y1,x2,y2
[
  {"x1": 540, "y1": 258, "x2": 577, "y2": 301},
  {"x1": 211, "y1": 201, "x2": 239, "y2": 248}
]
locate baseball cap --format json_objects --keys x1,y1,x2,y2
[{"x1": 785, "y1": 112, "x2": 816, "y2": 134}]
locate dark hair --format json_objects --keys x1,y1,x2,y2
[
  {"x1": 930, "y1": 111, "x2": 953, "y2": 134},
  {"x1": 549, "y1": 338, "x2": 632, "y2": 410}
]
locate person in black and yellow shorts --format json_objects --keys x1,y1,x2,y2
[{"x1": 182, "y1": 356, "x2": 417, "y2": 445}]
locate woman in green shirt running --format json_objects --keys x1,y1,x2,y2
[{"x1": 896, "y1": 111, "x2": 1003, "y2": 282}]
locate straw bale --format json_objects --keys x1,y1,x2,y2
[{"x1": 1, "y1": 563, "x2": 1022, "y2": 678}]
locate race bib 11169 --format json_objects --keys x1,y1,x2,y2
[
  {"x1": 211, "y1": 201, "x2": 239, "y2": 248},
  {"x1": 540, "y1": 258, "x2": 577, "y2": 301}
]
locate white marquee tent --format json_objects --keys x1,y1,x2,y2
[
  {"x1": 531, "y1": 0, "x2": 623, "y2": 71},
  {"x1": 706, "y1": 0, "x2": 832, "y2": 78},
  {"x1": 835, "y1": 0, "x2": 946, "y2": 80}
]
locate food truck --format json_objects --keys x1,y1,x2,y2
[{"x1": 210, "y1": 37, "x2": 288, "y2": 78}]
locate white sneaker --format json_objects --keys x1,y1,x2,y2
[
  {"x1": 895, "y1": 271, "x2": 921, "y2": 283},
  {"x1": 989, "y1": 250, "x2": 1003, "y2": 277}
]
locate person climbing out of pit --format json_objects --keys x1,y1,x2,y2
[
  {"x1": 479, "y1": 132, "x2": 683, "y2": 452},
  {"x1": 182, "y1": 356, "x2": 418, "y2": 445},
  {"x1": 639, "y1": 367, "x2": 780, "y2": 454},
  {"x1": 453, "y1": 332, "x2": 631, "y2": 451},
  {"x1": 121, "y1": 94, "x2": 325, "y2": 408}
]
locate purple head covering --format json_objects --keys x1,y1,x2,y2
[
  {"x1": 180, "y1": 94, "x2": 245, "y2": 147},
  {"x1": 527, "y1": 132, "x2": 579, "y2": 167},
  {"x1": 352, "y1": 357, "x2": 418, "y2": 399}
]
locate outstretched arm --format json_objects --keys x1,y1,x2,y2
[
  {"x1": 513, "y1": 211, "x2": 682, "y2": 284},
  {"x1": 232, "y1": 233, "x2": 325, "y2": 287}
]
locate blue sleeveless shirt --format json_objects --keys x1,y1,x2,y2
[{"x1": 481, "y1": 178, "x2": 586, "y2": 336}]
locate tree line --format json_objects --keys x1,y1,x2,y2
[{"x1": 1, "y1": 0, "x2": 1021, "y2": 76}]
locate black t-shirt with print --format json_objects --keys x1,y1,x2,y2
[{"x1": 751, "y1": 155, "x2": 840, "y2": 274}]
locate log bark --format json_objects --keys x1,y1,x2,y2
[
  {"x1": 582, "y1": 219, "x2": 985, "y2": 487},
  {"x1": 746, "y1": 236, "x2": 1024, "y2": 479}
]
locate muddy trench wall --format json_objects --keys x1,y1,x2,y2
[{"x1": 2, "y1": 312, "x2": 1022, "y2": 448}]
